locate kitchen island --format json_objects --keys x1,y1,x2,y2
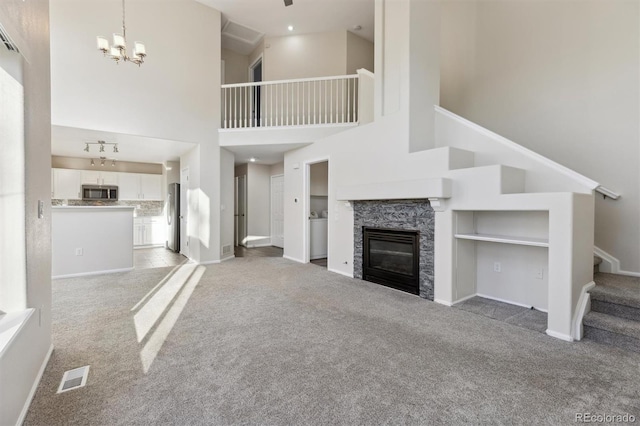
[{"x1": 52, "y1": 206, "x2": 135, "y2": 278}]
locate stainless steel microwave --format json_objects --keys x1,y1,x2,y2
[{"x1": 82, "y1": 185, "x2": 118, "y2": 201}]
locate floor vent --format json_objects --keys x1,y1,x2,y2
[
  {"x1": 222, "y1": 244, "x2": 232, "y2": 256},
  {"x1": 57, "y1": 366, "x2": 90, "y2": 393}
]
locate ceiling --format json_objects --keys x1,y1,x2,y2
[
  {"x1": 197, "y1": 0, "x2": 374, "y2": 54},
  {"x1": 51, "y1": 126, "x2": 197, "y2": 164},
  {"x1": 223, "y1": 143, "x2": 311, "y2": 165}
]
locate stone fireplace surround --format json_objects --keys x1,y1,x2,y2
[{"x1": 353, "y1": 199, "x2": 435, "y2": 300}]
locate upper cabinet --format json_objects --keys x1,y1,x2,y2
[
  {"x1": 81, "y1": 170, "x2": 118, "y2": 186},
  {"x1": 52, "y1": 168, "x2": 82, "y2": 199},
  {"x1": 118, "y1": 173, "x2": 163, "y2": 201},
  {"x1": 51, "y1": 168, "x2": 163, "y2": 201}
]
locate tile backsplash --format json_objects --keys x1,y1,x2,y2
[{"x1": 52, "y1": 199, "x2": 165, "y2": 217}]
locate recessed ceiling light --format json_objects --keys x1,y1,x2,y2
[
  {"x1": 287, "y1": 25, "x2": 294, "y2": 32},
  {"x1": 249, "y1": 157, "x2": 257, "y2": 162}
]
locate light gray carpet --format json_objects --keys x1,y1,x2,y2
[{"x1": 25, "y1": 258, "x2": 640, "y2": 425}]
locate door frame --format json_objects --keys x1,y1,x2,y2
[
  {"x1": 270, "y1": 174, "x2": 285, "y2": 249},
  {"x1": 180, "y1": 167, "x2": 189, "y2": 258},
  {"x1": 303, "y1": 157, "x2": 330, "y2": 264},
  {"x1": 235, "y1": 174, "x2": 248, "y2": 247},
  {"x1": 248, "y1": 54, "x2": 263, "y2": 82}
]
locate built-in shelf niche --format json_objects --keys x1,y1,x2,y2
[{"x1": 453, "y1": 210, "x2": 550, "y2": 311}]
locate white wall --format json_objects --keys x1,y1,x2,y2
[
  {"x1": 262, "y1": 30, "x2": 347, "y2": 80},
  {"x1": 270, "y1": 162, "x2": 284, "y2": 176},
  {"x1": 52, "y1": 207, "x2": 134, "y2": 277},
  {"x1": 165, "y1": 161, "x2": 180, "y2": 185},
  {"x1": 346, "y1": 32, "x2": 374, "y2": 74},
  {"x1": 0, "y1": 0, "x2": 52, "y2": 422},
  {"x1": 50, "y1": 0, "x2": 219, "y2": 145},
  {"x1": 310, "y1": 162, "x2": 328, "y2": 196},
  {"x1": 222, "y1": 48, "x2": 249, "y2": 84},
  {"x1": 440, "y1": 0, "x2": 640, "y2": 273}
]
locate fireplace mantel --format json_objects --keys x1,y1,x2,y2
[{"x1": 336, "y1": 178, "x2": 451, "y2": 202}]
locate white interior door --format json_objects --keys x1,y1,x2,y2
[
  {"x1": 271, "y1": 175, "x2": 284, "y2": 248},
  {"x1": 180, "y1": 167, "x2": 189, "y2": 258}
]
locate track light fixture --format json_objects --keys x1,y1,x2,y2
[
  {"x1": 84, "y1": 140, "x2": 119, "y2": 154},
  {"x1": 89, "y1": 156, "x2": 116, "y2": 167}
]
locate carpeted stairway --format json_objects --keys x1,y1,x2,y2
[{"x1": 583, "y1": 273, "x2": 640, "y2": 353}]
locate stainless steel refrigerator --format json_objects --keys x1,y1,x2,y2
[{"x1": 167, "y1": 183, "x2": 180, "y2": 252}]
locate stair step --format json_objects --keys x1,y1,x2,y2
[
  {"x1": 591, "y1": 299, "x2": 640, "y2": 322},
  {"x1": 589, "y1": 273, "x2": 640, "y2": 310},
  {"x1": 593, "y1": 255, "x2": 602, "y2": 273},
  {"x1": 583, "y1": 311, "x2": 640, "y2": 352}
]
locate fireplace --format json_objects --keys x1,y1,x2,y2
[
  {"x1": 353, "y1": 199, "x2": 434, "y2": 299},
  {"x1": 363, "y1": 227, "x2": 420, "y2": 295}
]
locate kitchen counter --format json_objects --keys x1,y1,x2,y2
[
  {"x1": 52, "y1": 206, "x2": 135, "y2": 211},
  {"x1": 52, "y1": 206, "x2": 134, "y2": 278}
]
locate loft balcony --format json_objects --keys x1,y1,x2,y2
[{"x1": 219, "y1": 69, "x2": 374, "y2": 147}]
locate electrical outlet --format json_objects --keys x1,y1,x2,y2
[
  {"x1": 534, "y1": 268, "x2": 544, "y2": 280},
  {"x1": 493, "y1": 262, "x2": 502, "y2": 273},
  {"x1": 75, "y1": 248, "x2": 83, "y2": 256}
]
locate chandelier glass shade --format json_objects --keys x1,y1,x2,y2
[{"x1": 97, "y1": 0, "x2": 146, "y2": 66}]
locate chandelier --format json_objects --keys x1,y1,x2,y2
[
  {"x1": 96, "y1": 0, "x2": 147, "y2": 66},
  {"x1": 84, "y1": 140, "x2": 119, "y2": 153}
]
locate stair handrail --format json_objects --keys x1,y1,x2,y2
[{"x1": 595, "y1": 186, "x2": 620, "y2": 200}]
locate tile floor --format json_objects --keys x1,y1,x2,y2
[
  {"x1": 455, "y1": 296, "x2": 548, "y2": 334},
  {"x1": 234, "y1": 245, "x2": 283, "y2": 258},
  {"x1": 310, "y1": 258, "x2": 328, "y2": 267},
  {"x1": 134, "y1": 247, "x2": 188, "y2": 269}
]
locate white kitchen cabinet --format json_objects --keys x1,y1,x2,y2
[
  {"x1": 118, "y1": 173, "x2": 163, "y2": 201},
  {"x1": 134, "y1": 216, "x2": 166, "y2": 247},
  {"x1": 101, "y1": 171, "x2": 118, "y2": 185},
  {"x1": 140, "y1": 174, "x2": 163, "y2": 200},
  {"x1": 52, "y1": 168, "x2": 82, "y2": 199},
  {"x1": 81, "y1": 170, "x2": 119, "y2": 186},
  {"x1": 118, "y1": 173, "x2": 140, "y2": 200}
]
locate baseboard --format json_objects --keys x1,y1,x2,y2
[
  {"x1": 476, "y1": 293, "x2": 534, "y2": 310},
  {"x1": 310, "y1": 255, "x2": 328, "y2": 260},
  {"x1": 433, "y1": 298, "x2": 453, "y2": 307},
  {"x1": 16, "y1": 343, "x2": 53, "y2": 426},
  {"x1": 134, "y1": 244, "x2": 164, "y2": 250},
  {"x1": 198, "y1": 259, "x2": 220, "y2": 265},
  {"x1": 327, "y1": 268, "x2": 353, "y2": 278},
  {"x1": 594, "y1": 246, "x2": 640, "y2": 277},
  {"x1": 283, "y1": 255, "x2": 304, "y2": 263},
  {"x1": 52, "y1": 267, "x2": 134, "y2": 280},
  {"x1": 545, "y1": 329, "x2": 573, "y2": 342},
  {"x1": 219, "y1": 255, "x2": 235, "y2": 263},
  {"x1": 572, "y1": 281, "x2": 596, "y2": 341},
  {"x1": 451, "y1": 293, "x2": 477, "y2": 306}
]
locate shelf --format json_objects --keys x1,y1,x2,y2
[{"x1": 454, "y1": 233, "x2": 549, "y2": 247}]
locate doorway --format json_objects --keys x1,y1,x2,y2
[
  {"x1": 306, "y1": 160, "x2": 329, "y2": 268},
  {"x1": 235, "y1": 175, "x2": 247, "y2": 247},
  {"x1": 180, "y1": 167, "x2": 189, "y2": 258},
  {"x1": 249, "y1": 56, "x2": 262, "y2": 127},
  {"x1": 270, "y1": 174, "x2": 284, "y2": 248}
]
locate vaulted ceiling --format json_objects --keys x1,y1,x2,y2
[{"x1": 196, "y1": 0, "x2": 374, "y2": 54}]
